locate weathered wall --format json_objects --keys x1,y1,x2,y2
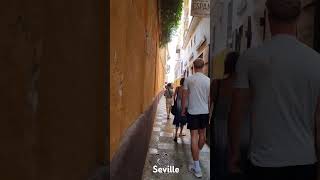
[
  {"x1": 156, "y1": 47, "x2": 167, "y2": 93},
  {"x1": 110, "y1": 0, "x2": 163, "y2": 159},
  {"x1": 0, "y1": 0, "x2": 107, "y2": 179}
]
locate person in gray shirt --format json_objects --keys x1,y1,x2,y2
[
  {"x1": 182, "y1": 59, "x2": 210, "y2": 178},
  {"x1": 228, "y1": 0, "x2": 320, "y2": 179}
]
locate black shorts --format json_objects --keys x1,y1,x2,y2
[
  {"x1": 187, "y1": 113, "x2": 209, "y2": 130},
  {"x1": 247, "y1": 162, "x2": 317, "y2": 180}
]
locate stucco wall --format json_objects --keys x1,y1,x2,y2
[
  {"x1": 182, "y1": 17, "x2": 210, "y2": 70},
  {"x1": 156, "y1": 47, "x2": 167, "y2": 93},
  {"x1": 0, "y1": 0, "x2": 107, "y2": 179},
  {"x1": 110, "y1": 0, "x2": 163, "y2": 159}
]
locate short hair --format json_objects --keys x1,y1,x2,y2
[
  {"x1": 224, "y1": 52, "x2": 239, "y2": 76},
  {"x1": 266, "y1": 0, "x2": 301, "y2": 22},
  {"x1": 180, "y1": 78, "x2": 185, "y2": 86},
  {"x1": 167, "y1": 83, "x2": 172, "y2": 88},
  {"x1": 193, "y1": 58, "x2": 205, "y2": 69}
]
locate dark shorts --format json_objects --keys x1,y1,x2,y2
[
  {"x1": 187, "y1": 113, "x2": 209, "y2": 130},
  {"x1": 247, "y1": 162, "x2": 317, "y2": 180}
]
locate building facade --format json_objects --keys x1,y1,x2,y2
[{"x1": 175, "y1": 0, "x2": 211, "y2": 81}]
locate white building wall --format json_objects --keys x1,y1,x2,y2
[{"x1": 181, "y1": 17, "x2": 210, "y2": 76}]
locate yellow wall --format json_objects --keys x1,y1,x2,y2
[
  {"x1": 156, "y1": 47, "x2": 167, "y2": 93},
  {"x1": 110, "y1": 0, "x2": 164, "y2": 159}
]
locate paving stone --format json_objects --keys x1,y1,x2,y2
[
  {"x1": 160, "y1": 132, "x2": 173, "y2": 137},
  {"x1": 149, "y1": 148, "x2": 159, "y2": 155},
  {"x1": 158, "y1": 143, "x2": 175, "y2": 150},
  {"x1": 154, "y1": 122, "x2": 162, "y2": 126},
  {"x1": 142, "y1": 97, "x2": 210, "y2": 179}
]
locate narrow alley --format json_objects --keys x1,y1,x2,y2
[{"x1": 142, "y1": 97, "x2": 210, "y2": 180}]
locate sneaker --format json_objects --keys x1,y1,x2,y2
[
  {"x1": 173, "y1": 137, "x2": 177, "y2": 142},
  {"x1": 188, "y1": 164, "x2": 202, "y2": 178}
]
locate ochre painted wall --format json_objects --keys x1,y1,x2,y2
[
  {"x1": 156, "y1": 47, "x2": 167, "y2": 93},
  {"x1": 110, "y1": 0, "x2": 165, "y2": 159}
]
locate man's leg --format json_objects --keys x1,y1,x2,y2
[
  {"x1": 198, "y1": 128, "x2": 206, "y2": 150},
  {"x1": 191, "y1": 130, "x2": 199, "y2": 160},
  {"x1": 190, "y1": 129, "x2": 201, "y2": 172}
]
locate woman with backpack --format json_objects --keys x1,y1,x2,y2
[{"x1": 164, "y1": 83, "x2": 174, "y2": 119}]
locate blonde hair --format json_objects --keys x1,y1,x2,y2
[{"x1": 193, "y1": 58, "x2": 205, "y2": 69}]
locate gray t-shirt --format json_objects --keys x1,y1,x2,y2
[
  {"x1": 184, "y1": 72, "x2": 210, "y2": 115},
  {"x1": 234, "y1": 34, "x2": 320, "y2": 167}
]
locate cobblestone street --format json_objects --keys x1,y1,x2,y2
[{"x1": 142, "y1": 97, "x2": 210, "y2": 180}]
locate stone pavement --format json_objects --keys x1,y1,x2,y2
[{"x1": 142, "y1": 97, "x2": 210, "y2": 180}]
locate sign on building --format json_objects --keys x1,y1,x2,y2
[{"x1": 191, "y1": 0, "x2": 210, "y2": 17}]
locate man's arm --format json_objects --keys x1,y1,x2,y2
[
  {"x1": 228, "y1": 51, "x2": 251, "y2": 173},
  {"x1": 228, "y1": 88, "x2": 250, "y2": 173},
  {"x1": 181, "y1": 79, "x2": 188, "y2": 116}
]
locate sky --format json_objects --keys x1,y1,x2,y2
[
  {"x1": 166, "y1": 36, "x2": 178, "y2": 83},
  {"x1": 166, "y1": 7, "x2": 186, "y2": 83}
]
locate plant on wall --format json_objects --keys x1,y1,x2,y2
[{"x1": 159, "y1": 0, "x2": 183, "y2": 47}]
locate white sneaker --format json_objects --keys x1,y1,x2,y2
[{"x1": 188, "y1": 164, "x2": 202, "y2": 178}]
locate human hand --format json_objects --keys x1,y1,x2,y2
[{"x1": 181, "y1": 109, "x2": 186, "y2": 117}]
